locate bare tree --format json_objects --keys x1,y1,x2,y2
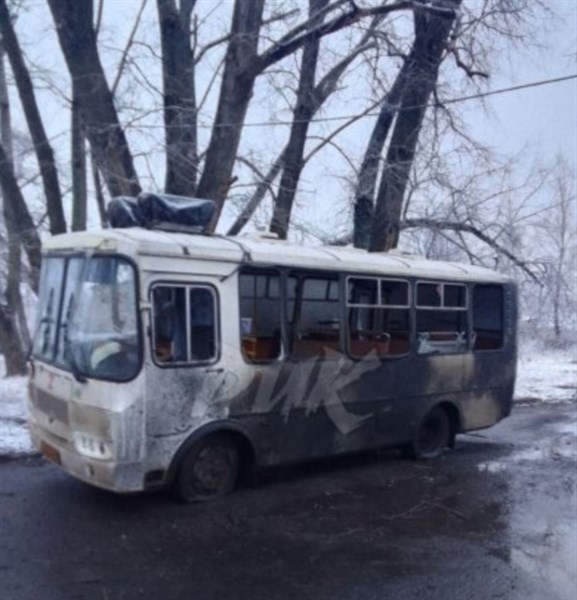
[
  {"x1": 269, "y1": 0, "x2": 329, "y2": 239},
  {"x1": 196, "y1": 0, "x2": 420, "y2": 228},
  {"x1": 71, "y1": 79, "x2": 87, "y2": 231},
  {"x1": 228, "y1": 14, "x2": 383, "y2": 236},
  {"x1": 0, "y1": 0, "x2": 66, "y2": 235},
  {"x1": 157, "y1": 0, "x2": 198, "y2": 196},
  {"x1": 47, "y1": 0, "x2": 141, "y2": 198},
  {"x1": 0, "y1": 40, "x2": 34, "y2": 375},
  {"x1": 195, "y1": 0, "x2": 266, "y2": 225},
  {"x1": 0, "y1": 141, "x2": 41, "y2": 291},
  {"x1": 534, "y1": 157, "x2": 577, "y2": 342},
  {"x1": 353, "y1": 46, "x2": 414, "y2": 248},
  {"x1": 368, "y1": 0, "x2": 461, "y2": 252}
]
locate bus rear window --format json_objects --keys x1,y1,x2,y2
[{"x1": 473, "y1": 285, "x2": 504, "y2": 350}]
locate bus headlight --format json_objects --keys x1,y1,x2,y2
[{"x1": 73, "y1": 432, "x2": 113, "y2": 460}]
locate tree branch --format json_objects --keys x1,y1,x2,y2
[
  {"x1": 227, "y1": 152, "x2": 285, "y2": 236},
  {"x1": 195, "y1": 8, "x2": 300, "y2": 65},
  {"x1": 111, "y1": 0, "x2": 149, "y2": 97},
  {"x1": 255, "y1": 0, "x2": 459, "y2": 75},
  {"x1": 402, "y1": 217, "x2": 541, "y2": 283}
]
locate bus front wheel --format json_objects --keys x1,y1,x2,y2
[
  {"x1": 404, "y1": 406, "x2": 450, "y2": 460},
  {"x1": 173, "y1": 434, "x2": 240, "y2": 502}
]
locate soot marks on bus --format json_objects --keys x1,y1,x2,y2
[{"x1": 145, "y1": 275, "x2": 514, "y2": 473}]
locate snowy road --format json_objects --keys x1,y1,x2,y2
[{"x1": 0, "y1": 404, "x2": 575, "y2": 600}]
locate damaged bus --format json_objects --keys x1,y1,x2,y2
[{"x1": 28, "y1": 194, "x2": 517, "y2": 502}]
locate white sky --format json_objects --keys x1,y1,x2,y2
[{"x1": 466, "y1": 0, "x2": 577, "y2": 169}]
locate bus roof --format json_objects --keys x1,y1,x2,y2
[{"x1": 43, "y1": 228, "x2": 511, "y2": 284}]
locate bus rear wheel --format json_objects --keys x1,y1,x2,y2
[
  {"x1": 404, "y1": 406, "x2": 450, "y2": 460},
  {"x1": 173, "y1": 434, "x2": 240, "y2": 502}
]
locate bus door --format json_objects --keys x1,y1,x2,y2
[{"x1": 144, "y1": 282, "x2": 228, "y2": 439}]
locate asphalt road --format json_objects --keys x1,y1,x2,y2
[{"x1": 0, "y1": 404, "x2": 575, "y2": 600}]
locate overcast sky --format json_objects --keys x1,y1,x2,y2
[{"x1": 465, "y1": 0, "x2": 576, "y2": 168}]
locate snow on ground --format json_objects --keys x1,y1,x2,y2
[
  {"x1": 0, "y1": 348, "x2": 576, "y2": 457},
  {"x1": 516, "y1": 348, "x2": 577, "y2": 404},
  {"x1": 0, "y1": 366, "x2": 32, "y2": 456}
]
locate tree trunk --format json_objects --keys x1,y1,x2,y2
[
  {"x1": 0, "y1": 42, "x2": 29, "y2": 375},
  {"x1": 0, "y1": 0, "x2": 66, "y2": 235},
  {"x1": 157, "y1": 0, "x2": 198, "y2": 197},
  {"x1": 368, "y1": 0, "x2": 461, "y2": 252},
  {"x1": 91, "y1": 153, "x2": 108, "y2": 228},
  {"x1": 71, "y1": 80, "x2": 87, "y2": 231},
  {"x1": 0, "y1": 304, "x2": 28, "y2": 375},
  {"x1": 269, "y1": 0, "x2": 329, "y2": 240},
  {"x1": 48, "y1": 0, "x2": 141, "y2": 198},
  {"x1": 195, "y1": 0, "x2": 264, "y2": 226},
  {"x1": 0, "y1": 141, "x2": 41, "y2": 292},
  {"x1": 353, "y1": 57, "x2": 412, "y2": 249}
]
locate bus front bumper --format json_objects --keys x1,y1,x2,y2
[{"x1": 29, "y1": 420, "x2": 145, "y2": 494}]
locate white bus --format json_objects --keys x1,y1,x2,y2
[{"x1": 28, "y1": 225, "x2": 516, "y2": 501}]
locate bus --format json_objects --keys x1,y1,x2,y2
[{"x1": 28, "y1": 224, "x2": 516, "y2": 502}]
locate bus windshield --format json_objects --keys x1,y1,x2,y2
[{"x1": 33, "y1": 255, "x2": 140, "y2": 382}]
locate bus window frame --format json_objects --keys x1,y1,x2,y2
[
  {"x1": 34, "y1": 252, "x2": 73, "y2": 366},
  {"x1": 33, "y1": 252, "x2": 144, "y2": 383},
  {"x1": 415, "y1": 281, "x2": 468, "y2": 310},
  {"x1": 149, "y1": 281, "x2": 221, "y2": 368},
  {"x1": 414, "y1": 279, "x2": 470, "y2": 355},
  {"x1": 238, "y1": 267, "x2": 285, "y2": 365},
  {"x1": 345, "y1": 274, "x2": 412, "y2": 360},
  {"x1": 471, "y1": 283, "x2": 505, "y2": 353},
  {"x1": 286, "y1": 269, "x2": 344, "y2": 360}
]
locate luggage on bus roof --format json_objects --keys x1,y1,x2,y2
[{"x1": 107, "y1": 193, "x2": 216, "y2": 232}]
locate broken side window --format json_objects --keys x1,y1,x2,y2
[
  {"x1": 347, "y1": 277, "x2": 411, "y2": 358},
  {"x1": 416, "y1": 282, "x2": 468, "y2": 355},
  {"x1": 239, "y1": 270, "x2": 282, "y2": 362}
]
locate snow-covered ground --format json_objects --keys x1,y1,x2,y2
[
  {"x1": 1, "y1": 348, "x2": 576, "y2": 457},
  {"x1": 515, "y1": 347, "x2": 577, "y2": 404}
]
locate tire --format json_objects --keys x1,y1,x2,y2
[
  {"x1": 404, "y1": 406, "x2": 450, "y2": 460},
  {"x1": 172, "y1": 434, "x2": 240, "y2": 502}
]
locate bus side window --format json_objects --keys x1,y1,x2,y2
[
  {"x1": 239, "y1": 271, "x2": 282, "y2": 362},
  {"x1": 290, "y1": 275, "x2": 340, "y2": 359},
  {"x1": 189, "y1": 288, "x2": 217, "y2": 361},
  {"x1": 152, "y1": 286, "x2": 187, "y2": 363},
  {"x1": 473, "y1": 285, "x2": 504, "y2": 351},
  {"x1": 152, "y1": 285, "x2": 217, "y2": 364},
  {"x1": 416, "y1": 282, "x2": 468, "y2": 355},
  {"x1": 347, "y1": 278, "x2": 410, "y2": 358}
]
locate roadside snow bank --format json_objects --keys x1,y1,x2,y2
[
  {"x1": 0, "y1": 348, "x2": 576, "y2": 457},
  {"x1": 516, "y1": 348, "x2": 577, "y2": 404},
  {"x1": 0, "y1": 366, "x2": 32, "y2": 456}
]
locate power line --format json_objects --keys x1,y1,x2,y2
[
  {"x1": 123, "y1": 73, "x2": 576, "y2": 131},
  {"x1": 208, "y1": 73, "x2": 577, "y2": 129}
]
